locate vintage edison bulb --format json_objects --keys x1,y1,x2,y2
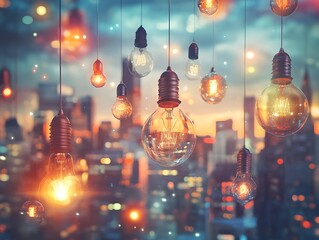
[
  {"x1": 200, "y1": 69, "x2": 227, "y2": 104},
  {"x1": 39, "y1": 153, "x2": 82, "y2": 206},
  {"x1": 90, "y1": 59, "x2": 106, "y2": 88},
  {"x1": 270, "y1": 0, "x2": 298, "y2": 16},
  {"x1": 141, "y1": 107, "x2": 196, "y2": 167},
  {"x1": 20, "y1": 201, "x2": 45, "y2": 224},
  {"x1": 185, "y1": 59, "x2": 201, "y2": 81},
  {"x1": 128, "y1": 47, "x2": 153, "y2": 78},
  {"x1": 256, "y1": 82, "x2": 309, "y2": 137},
  {"x1": 232, "y1": 174, "x2": 257, "y2": 205},
  {"x1": 198, "y1": 0, "x2": 218, "y2": 15},
  {"x1": 112, "y1": 96, "x2": 133, "y2": 120}
]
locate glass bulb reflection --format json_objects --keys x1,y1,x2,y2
[
  {"x1": 39, "y1": 153, "x2": 82, "y2": 207},
  {"x1": 256, "y1": 83, "x2": 309, "y2": 136},
  {"x1": 20, "y1": 201, "x2": 45, "y2": 224},
  {"x1": 141, "y1": 107, "x2": 196, "y2": 167},
  {"x1": 128, "y1": 47, "x2": 153, "y2": 78},
  {"x1": 270, "y1": 0, "x2": 298, "y2": 16},
  {"x1": 198, "y1": 0, "x2": 218, "y2": 15},
  {"x1": 185, "y1": 59, "x2": 201, "y2": 80},
  {"x1": 112, "y1": 96, "x2": 133, "y2": 120},
  {"x1": 200, "y1": 70, "x2": 227, "y2": 104},
  {"x1": 231, "y1": 174, "x2": 257, "y2": 205}
]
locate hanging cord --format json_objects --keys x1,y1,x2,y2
[
  {"x1": 96, "y1": 0, "x2": 99, "y2": 59},
  {"x1": 140, "y1": 0, "x2": 143, "y2": 26},
  {"x1": 13, "y1": 13, "x2": 18, "y2": 117},
  {"x1": 120, "y1": 0, "x2": 123, "y2": 83},
  {"x1": 193, "y1": 0, "x2": 196, "y2": 42},
  {"x1": 59, "y1": 0, "x2": 62, "y2": 111},
  {"x1": 168, "y1": 0, "x2": 171, "y2": 67},
  {"x1": 280, "y1": 13, "x2": 283, "y2": 49},
  {"x1": 243, "y1": 0, "x2": 247, "y2": 147},
  {"x1": 212, "y1": 16, "x2": 215, "y2": 66}
]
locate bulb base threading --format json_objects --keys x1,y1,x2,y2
[
  {"x1": 157, "y1": 66, "x2": 181, "y2": 108},
  {"x1": 134, "y1": 25, "x2": 147, "y2": 48},
  {"x1": 188, "y1": 42, "x2": 199, "y2": 60},
  {"x1": 116, "y1": 83, "x2": 127, "y2": 97},
  {"x1": 236, "y1": 147, "x2": 252, "y2": 174},
  {"x1": 271, "y1": 48, "x2": 292, "y2": 85},
  {"x1": 50, "y1": 110, "x2": 72, "y2": 153}
]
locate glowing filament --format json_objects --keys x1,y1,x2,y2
[
  {"x1": 158, "y1": 109, "x2": 178, "y2": 152},
  {"x1": 189, "y1": 64, "x2": 199, "y2": 76},
  {"x1": 2, "y1": 87, "x2": 12, "y2": 98},
  {"x1": 237, "y1": 183, "x2": 250, "y2": 199},
  {"x1": 52, "y1": 179, "x2": 72, "y2": 203},
  {"x1": 276, "y1": 0, "x2": 289, "y2": 9},
  {"x1": 28, "y1": 207, "x2": 36, "y2": 218},
  {"x1": 206, "y1": 0, "x2": 213, "y2": 8},
  {"x1": 273, "y1": 97, "x2": 290, "y2": 117},
  {"x1": 209, "y1": 80, "x2": 218, "y2": 95},
  {"x1": 134, "y1": 52, "x2": 147, "y2": 66}
]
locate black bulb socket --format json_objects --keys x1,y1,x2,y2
[
  {"x1": 271, "y1": 48, "x2": 292, "y2": 85},
  {"x1": 188, "y1": 42, "x2": 199, "y2": 60},
  {"x1": 116, "y1": 83, "x2": 127, "y2": 97},
  {"x1": 134, "y1": 25, "x2": 147, "y2": 48},
  {"x1": 236, "y1": 146, "x2": 252, "y2": 174}
]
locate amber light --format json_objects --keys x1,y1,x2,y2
[
  {"x1": 2, "y1": 87, "x2": 12, "y2": 98},
  {"x1": 129, "y1": 210, "x2": 140, "y2": 221}
]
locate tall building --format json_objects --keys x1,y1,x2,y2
[{"x1": 256, "y1": 67, "x2": 317, "y2": 240}]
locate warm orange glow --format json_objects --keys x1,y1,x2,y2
[
  {"x1": 294, "y1": 214, "x2": 304, "y2": 221},
  {"x1": 52, "y1": 179, "x2": 72, "y2": 203},
  {"x1": 275, "y1": 0, "x2": 289, "y2": 9},
  {"x1": 244, "y1": 200, "x2": 254, "y2": 209},
  {"x1": 209, "y1": 79, "x2": 218, "y2": 95},
  {"x1": 2, "y1": 87, "x2": 12, "y2": 98},
  {"x1": 129, "y1": 210, "x2": 139, "y2": 221},
  {"x1": 237, "y1": 183, "x2": 250, "y2": 198},
  {"x1": 203, "y1": 137, "x2": 215, "y2": 144},
  {"x1": 309, "y1": 163, "x2": 316, "y2": 170},
  {"x1": 273, "y1": 97, "x2": 291, "y2": 117},
  {"x1": 315, "y1": 216, "x2": 319, "y2": 224},
  {"x1": 298, "y1": 195, "x2": 305, "y2": 202},
  {"x1": 302, "y1": 220, "x2": 312, "y2": 229},
  {"x1": 277, "y1": 158, "x2": 284, "y2": 165}
]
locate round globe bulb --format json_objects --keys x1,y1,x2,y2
[
  {"x1": 128, "y1": 47, "x2": 153, "y2": 78},
  {"x1": 20, "y1": 201, "x2": 45, "y2": 224},
  {"x1": 270, "y1": 0, "x2": 298, "y2": 16},
  {"x1": 185, "y1": 59, "x2": 201, "y2": 81},
  {"x1": 231, "y1": 173, "x2": 257, "y2": 205},
  {"x1": 90, "y1": 73, "x2": 106, "y2": 88},
  {"x1": 112, "y1": 96, "x2": 133, "y2": 120},
  {"x1": 141, "y1": 107, "x2": 196, "y2": 167},
  {"x1": 2, "y1": 87, "x2": 12, "y2": 98},
  {"x1": 198, "y1": 0, "x2": 218, "y2": 15},
  {"x1": 256, "y1": 82, "x2": 309, "y2": 137},
  {"x1": 200, "y1": 70, "x2": 227, "y2": 104}
]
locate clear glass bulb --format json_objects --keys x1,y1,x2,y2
[
  {"x1": 20, "y1": 200, "x2": 45, "y2": 224},
  {"x1": 198, "y1": 0, "x2": 218, "y2": 15},
  {"x1": 90, "y1": 59, "x2": 107, "y2": 88},
  {"x1": 270, "y1": 0, "x2": 298, "y2": 16},
  {"x1": 39, "y1": 153, "x2": 82, "y2": 207},
  {"x1": 200, "y1": 70, "x2": 227, "y2": 104},
  {"x1": 141, "y1": 107, "x2": 196, "y2": 167},
  {"x1": 185, "y1": 59, "x2": 201, "y2": 81},
  {"x1": 112, "y1": 96, "x2": 133, "y2": 120},
  {"x1": 256, "y1": 82, "x2": 309, "y2": 137},
  {"x1": 128, "y1": 47, "x2": 153, "y2": 78},
  {"x1": 231, "y1": 173, "x2": 257, "y2": 205}
]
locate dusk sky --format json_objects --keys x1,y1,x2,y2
[{"x1": 1, "y1": 0, "x2": 319, "y2": 139}]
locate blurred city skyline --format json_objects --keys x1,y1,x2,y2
[{"x1": 0, "y1": 0, "x2": 319, "y2": 139}]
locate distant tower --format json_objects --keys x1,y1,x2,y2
[{"x1": 120, "y1": 58, "x2": 142, "y2": 136}]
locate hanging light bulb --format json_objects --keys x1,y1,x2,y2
[
  {"x1": 39, "y1": 111, "x2": 82, "y2": 207},
  {"x1": 270, "y1": 0, "x2": 298, "y2": 16},
  {"x1": 20, "y1": 200, "x2": 45, "y2": 224},
  {"x1": 198, "y1": 0, "x2": 218, "y2": 15},
  {"x1": 1, "y1": 67, "x2": 13, "y2": 99},
  {"x1": 231, "y1": 147, "x2": 257, "y2": 205},
  {"x1": 112, "y1": 83, "x2": 133, "y2": 120},
  {"x1": 185, "y1": 42, "x2": 201, "y2": 80},
  {"x1": 200, "y1": 67, "x2": 227, "y2": 104},
  {"x1": 90, "y1": 59, "x2": 107, "y2": 88},
  {"x1": 256, "y1": 48, "x2": 309, "y2": 137},
  {"x1": 141, "y1": 67, "x2": 196, "y2": 167},
  {"x1": 128, "y1": 26, "x2": 153, "y2": 78}
]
